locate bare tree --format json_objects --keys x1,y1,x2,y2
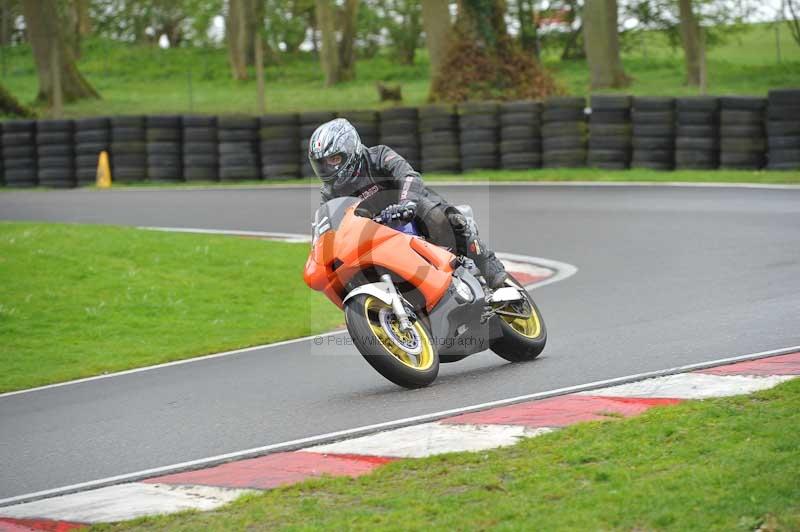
[
  {"x1": 583, "y1": 0, "x2": 630, "y2": 88},
  {"x1": 21, "y1": 0, "x2": 99, "y2": 105},
  {"x1": 421, "y1": 0, "x2": 452, "y2": 78},
  {"x1": 678, "y1": 0, "x2": 702, "y2": 86},
  {"x1": 315, "y1": 0, "x2": 359, "y2": 86},
  {"x1": 786, "y1": 0, "x2": 800, "y2": 47}
]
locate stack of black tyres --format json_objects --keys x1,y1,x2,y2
[
  {"x1": 260, "y1": 113, "x2": 300, "y2": 180},
  {"x1": 458, "y1": 102, "x2": 499, "y2": 171},
  {"x1": 380, "y1": 107, "x2": 420, "y2": 170},
  {"x1": 146, "y1": 115, "x2": 182, "y2": 182},
  {"x1": 75, "y1": 118, "x2": 110, "y2": 186},
  {"x1": 338, "y1": 110, "x2": 379, "y2": 147},
  {"x1": 418, "y1": 104, "x2": 460, "y2": 174},
  {"x1": 299, "y1": 111, "x2": 336, "y2": 177},
  {"x1": 631, "y1": 97, "x2": 675, "y2": 170},
  {"x1": 718, "y1": 96, "x2": 766, "y2": 170},
  {"x1": 36, "y1": 120, "x2": 75, "y2": 188},
  {"x1": 542, "y1": 97, "x2": 586, "y2": 168},
  {"x1": 588, "y1": 95, "x2": 631, "y2": 170},
  {"x1": 218, "y1": 115, "x2": 259, "y2": 181},
  {"x1": 674, "y1": 97, "x2": 719, "y2": 170},
  {"x1": 766, "y1": 89, "x2": 800, "y2": 170},
  {"x1": 499, "y1": 100, "x2": 542, "y2": 170},
  {"x1": 1, "y1": 120, "x2": 37, "y2": 187},
  {"x1": 110, "y1": 116, "x2": 147, "y2": 183},
  {"x1": 182, "y1": 116, "x2": 218, "y2": 182}
]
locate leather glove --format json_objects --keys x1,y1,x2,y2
[{"x1": 380, "y1": 200, "x2": 417, "y2": 223}]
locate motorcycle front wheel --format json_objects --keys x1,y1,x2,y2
[
  {"x1": 344, "y1": 294, "x2": 439, "y2": 388},
  {"x1": 489, "y1": 274, "x2": 547, "y2": 362}
]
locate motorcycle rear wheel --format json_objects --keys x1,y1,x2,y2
[
  {"x1": 345, "y1": 294, "x2": 439, "y2": 388},
  {"x1": 489, "y1": 275, "x2": 547, "y2": 362}
]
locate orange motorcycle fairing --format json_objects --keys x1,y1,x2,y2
[{"x1": 303, "y1": 206, "x2": 455, "y2": 311}]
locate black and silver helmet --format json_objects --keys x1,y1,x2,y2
[{"x1": 308, "y1": 118, "x2": 363, "y2": 183}]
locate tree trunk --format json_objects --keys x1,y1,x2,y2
[
  {"x1": 21, "y1": 0, "x2": 99, "y2": 105},
  {"x1": 0, "y1": 82, "x2": 35, "y2": 117},
  {"x1": 337, "y1": 0, "x2": 358, "y2": 82},
  {"x1": 678, "y1": 0, "x2": 702, "y2": 86},
  {"x1": 315, "y1": 0, "x2": 339, "y2": 85},
  {"x1": 421, "y1": 0, "x2": 451, "y2": 79},
  {"x1": 1, "y1": 1, "x2": 16, "y2": 46},
  {"x1": 517, "y1": 0, "x2": 539, "y2": 57},
  {"x1": 582, "y1": 0, "x2": 629, "y2": 89},
  {"x1": 226, "y1": 0, "x2": 249, "y2": 80}
]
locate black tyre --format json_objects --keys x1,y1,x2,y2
[
  {"x1": 542, "y1": 122, "x2": 587, "y2": 138},
  {"x1": 489, "y1": 275, "x2": 546, "y2": 362},
  {"x1": 720, "y1": 110, "x2": 763, "y2": 127},
  {"x1": 461, "y1": 155, "x2": 498, "y2": 170},
  {"x1": 632, "y1": 97, "x2": 674, "y2": 111},
  {"x1": 675, "y1": 137, "x2": 717, "y2": 150},
  {"x1": 381, "y1": 119, "x2": 419, "y2": 136},
  {"x1": 589, "y1": 109, "x2": 629, "y2": 124},
  {"x1": 422, "y1": 144, "x2": 460, "y2": 159},
  {"x1": 500, "y1": 152, "x2": 542, "y2": 169},
  {"x1": 184, "y1": 167, "x2": 219, "y2": 181},
  {"x1": 380, "y1": 107, "x2": 418, "y2": 121},
  {"x1": 459, "y1": 142, "x2": 496, "y2": 156},
  {"x1": 632, "y1": 124, "x2": 674, "y2": 137},
  {"x1": 262, "y1": 164, "x2": 300, "y2": 178},
  {"x1": 632, "y1": 137, "x2": 674, "y2": 150},
  {"x1": 543, "y1": 136, "x2": 585, "y2": 150},
  {"x1": 345, "y1": 293, "x2": 439, "y2": 388},
  {"x1": 460, "y1": 129, "x2": 498, "y2": 144},
  {"x1": 590, "y1": 94, "x2": 632, "y2": 110},
  {"x1": 183, "y1": 128, "x2": 218, "y2": 142},
  {"x1": 768, "y1": 136, "x2": 800, "y2": 150},
  {"x1": 588, "y1": 136, "x2": 630, "y2": 150},
  {"x1": 459, "y1": 114, "x2": 499, "y2": 129},
  {"x1": 720, "y1": 96, "x2": 766, "y2": 110},
  {"x1": 543, "y1": 108, "x2": 585, "y2": 122},
  {"x1": 632, "y1": 110, "x2": 674, "y2": 124},
  {"x1": 587, "y1": 149, "x2": 629, "y2": 163},
  {"x1": 544, "y1": 96, "x2": 585, "y2": 109},
  {"x1": 182, "y1": 115, "x2": 217, "y2": 128},
  {"x1": 421, "y1": 158, "x2": 460, "y2": 173},
  {"x1": 500, "y1": 139, "x2": 541, "y2": 154},
  {"x1": 501, "y1": 125, "x2": 541, "y2": 141},
  {"x1": 146, "y1": 128, "x2": 181, "y2": 142},
  {"x1": 589, "y1": 124, "x2": 631, "y2": 137},
  {"x1": 499, "y1": 113, "x2": 541, "y2": 128}
]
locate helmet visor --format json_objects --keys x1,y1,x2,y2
[{"x1": 310, "y1": 153, "x2": 346, "y2": 180}]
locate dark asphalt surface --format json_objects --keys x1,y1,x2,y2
[{"x1": 1, "y1": 184, "x2": 799, "y2": 500}]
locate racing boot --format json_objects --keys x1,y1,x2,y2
[{"x1": 468, "y1": 237, "x2": 508, "y2": 289}]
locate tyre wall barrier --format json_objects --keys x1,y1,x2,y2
[{"x1": 0, "y1": 89, "x2": 798, "y2": 188}]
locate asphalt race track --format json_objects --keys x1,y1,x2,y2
[{"x1": 1, "y1": 183, "x2": 799, "y2": 501}]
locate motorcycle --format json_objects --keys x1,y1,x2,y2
[{"x1": 303, "y1": 196, "x2": 546, "y2": 388}]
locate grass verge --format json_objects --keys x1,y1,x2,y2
[
  {"x1": 0, "y1": 222, "x2": 341, "y2": 393},
  {"x1": 97, "y1": 378, "x2": 800, "y2": 531}
]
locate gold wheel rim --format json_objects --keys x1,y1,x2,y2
[
  {"x1": 364, "y1": 296, "x2": 434, "y2": 370},
  {"x1": 499, "y1": 287, "x2": 542, "y2": 339}
]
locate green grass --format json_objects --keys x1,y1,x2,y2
[
  {"x1": 96, "y1": 378, "x2": 800, "y2": 531},
  {"x1": 0, "y1": 222, "x2": 341, "y2": 392},
  {"x1": 1, "y1": 22, "x2": 798, "y2": 118}
]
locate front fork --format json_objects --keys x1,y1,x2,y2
[{"x1": 381, "y1": 274, "x2": 413, "y2": 331}]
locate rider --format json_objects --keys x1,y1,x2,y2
[{"x1": 308, "y1": 118, "x2": 507, "y2": 289}]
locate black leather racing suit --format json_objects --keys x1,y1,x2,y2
[{"x1": 320, "y1": 145, "x2": 504, "y2": 284}]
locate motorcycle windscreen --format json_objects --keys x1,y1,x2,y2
[{"x1": 312, "y1": 196, "x2": 361, "y2": 244}]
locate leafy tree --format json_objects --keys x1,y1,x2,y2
[
  {"x1": 430, "y1": 0, "x2": 560, "y2": 102},
  {"x1": 90, "y1": 0, "x2": 222, "y2": 47},
  {"x1": 21, "y1": 0, "x2": 99, "y2": 105}
]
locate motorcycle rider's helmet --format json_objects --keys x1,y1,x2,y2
[{"x1": 308, "y1": 118, "x2": 363, "y2": 183}]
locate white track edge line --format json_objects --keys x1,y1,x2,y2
[
  {"x1": 1, "y1": 343, "x2": 798, "y2": 508},
  {"x1": 0, "y1": 238, "x2": 574, "y2": 399},
  {"x1": 50, "y1": 181, "x2": 800, "y2": 192}
]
